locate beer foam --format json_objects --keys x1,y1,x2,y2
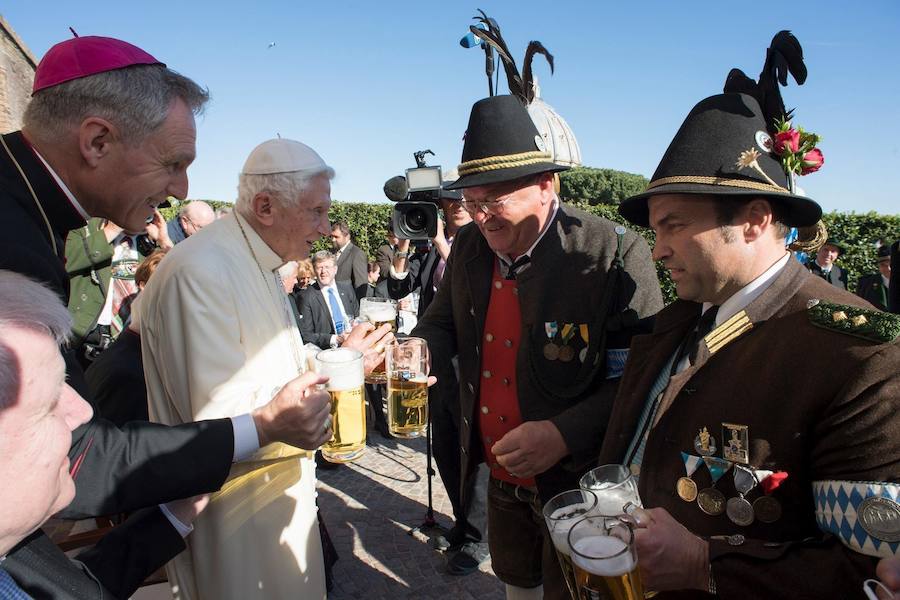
[
  {"x1": 571, "y1": 536, "x2": 636, "y2": 577},
  {"x1": 315, "y1": 348, "x2": 363, "y2": 389},
  {"x1": 548, "y1": 503, "x2": 594, "y2": 554},
  {"x1": 361, "y1": 304, "x2": 396, "y2": 322}
]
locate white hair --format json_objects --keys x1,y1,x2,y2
[
  {"x1": 234, "y1": 167, "x2": 334, "y2": 217},
  {"x1": 0, "y1": 271, "x2": 72, "y2": 408},
  {"x1": 277, "y1": 261, "x2": 299, "y2": 280}
]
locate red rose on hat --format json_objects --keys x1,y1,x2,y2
[
  {"x1": 800, "y1": 148, "x2": 824, "y2": 175},
  {"x1": 773, "y1": 129, "x2": 800, "y2": 155}
]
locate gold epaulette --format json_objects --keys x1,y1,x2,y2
[{"x1": 807, "y1": 300, "x2": 900, "y2": 343}]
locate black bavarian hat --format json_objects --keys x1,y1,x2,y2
[
  {"x1": 821, "y1": 239, "x2": 846, "y2": 253},
  {"x1": 620, "y1": 31, "x2": 822, "y2": 229},
  {"x1": 618, "y1": 93, "x2": 821, "y2": 228},
  {"x1": 445, "y1": 95, "x2": 568, "y2": 190}
]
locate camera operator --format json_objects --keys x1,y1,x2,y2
[{"x1": 388, "y1": 172, "x2": 488, "y2": 575}]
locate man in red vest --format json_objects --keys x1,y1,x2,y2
[{"x1": 412, "y1": 95, "x2": 663, "y2": 600}]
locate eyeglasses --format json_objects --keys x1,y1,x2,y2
[
  {"x1": 459, "y1": 175, "x2": 540, "y2": 216},
  {"x1": 460, "y1": 197, "x2": 513, "y2": 216}
]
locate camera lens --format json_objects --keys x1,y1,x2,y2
[{"x1": 405, "y1": 208, "x2": 427, "y2": 232}]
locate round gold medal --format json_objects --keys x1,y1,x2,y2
[
  {"x1": 543, "y1": 343, "x2": 560, "y2": 360},
  {"x1": 558, "y1": 345, "x2": 575, "y2": 362},
  {"x1": 697, "y1": 488, "x2": 726, "y2": 516},
  {"x1": 676, "y1": 477, "x2": 698, "y2": 502}
]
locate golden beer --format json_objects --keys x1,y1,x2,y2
[
  {"x1": 314, "y1": 348, "x2": 366, "y2": 463},
  {"x1": 322, "y1": 386, "x2": 367, "y2": 462},
  {"x1": 387, "y1": 376, "x2": 428, "y2": 438},
  {"x1": 568, "y1": 517, "x2": 645, "y2": 600},
  {"x1": 359, "y1": 298, "x2": 398, "y2": 384}
]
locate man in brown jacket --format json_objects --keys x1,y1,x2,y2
[
  {"x1": 603, "y1": 32, "x2": 900, "y2": 599},
  {"x1": 413, "y1": 95, "x2": 663, "y2": 599}
]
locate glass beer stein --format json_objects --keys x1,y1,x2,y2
[
  {"x1": 543, "y1": 489, "x2": 600, "y2": 599},
  {"x1": 357, "y1": 297, "x2": 398, "y2": 384},
  {"x1": 579, "y1": 464, "x2": 642, "y2": 516},
  {"x1": 315, "y1": 348, "x2": 367, "y2": 463},
  {"x1": 568, "y1": 515, "x2": 645, "y2": 600},
  {"x1": 385, "y1": 337, "x2": 429, "y2": 438}
]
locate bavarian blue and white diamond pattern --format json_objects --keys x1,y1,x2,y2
[{"x1": 813, "y1": 480, "x2": 900, "y2": 558}]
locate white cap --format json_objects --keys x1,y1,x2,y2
[{"x1": 241, "y1": 138, "x2": 332, "y2": 176}]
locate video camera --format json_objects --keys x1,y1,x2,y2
[{"x1": 383, "y1": 150, "x2": 461, "y2": 241}]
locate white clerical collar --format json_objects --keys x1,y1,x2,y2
[
  {"x1": 495, "y1": 196, "x2": 559, "y2": 268},
  {"x1": 32, "y1": 147, "x2": 91, "y2": 221},
  {"x1": 704, "y1": 252, "x2": 791, "y2": 326}
]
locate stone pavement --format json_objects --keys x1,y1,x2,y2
[{"x1": 317, "y1": 433, "x2": 504, "y2": 599}]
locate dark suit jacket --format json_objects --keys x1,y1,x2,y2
[
  {"x1": 387, "y1": 244, "x2": 441, "y2": 317},
  {"x1": 375, "y1": 244, "x2": 394, "y2": 280},
  {"x1": 0, "y1": 131, "x2": 234, "y2": 580},
  {"x1": 335, "y1": 241, "x2": 368, "y2": 289},
  {"x1": 5, "y1": 508, "x2": 183, "y2": 599},
  {"x1": 85, "y1": 329, "x2": 148, "y2": 426},
  {"x1": 298, "y1": 281, "x2": 360, "y2": 348},
  {"x1": 598, "y1": 258, "x2": 899, "y2": 599},
  {"x1": 856, "y1": 272, "x2": 888, "y2": 311},
  {"x1": 805, "y1": 260, "x2": 848, "y2": 289},
  {"x1": 356, "y1": 279, "x2": 390, "y2": 301},
  {"x1": 413, "y1": 205, "x2": 664, "y2": 506}
]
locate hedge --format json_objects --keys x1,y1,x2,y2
[{"x1": 163, "y1": 199, "x2": 898, "y2": 306}]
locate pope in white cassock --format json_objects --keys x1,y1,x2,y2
[{"x1": 140, "y1": 139, "x2": 387, "y2": 599}]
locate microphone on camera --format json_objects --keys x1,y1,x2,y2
[{"x1": 383, "y1": 175, "x2": 409, "y2": 202}]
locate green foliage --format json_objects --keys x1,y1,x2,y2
[
  {"x1": 819, "y1": 211, "x2": 900, "y2": 293},
  {"x1": 313, "y1": 202, "x2": 394, "y2": 257},
  {"x1": 559, "y1": 167, "x2": 649, "y2": 206}
]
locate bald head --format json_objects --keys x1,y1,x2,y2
[{"x1": 179, "y1": 201, "x2": 215, "y2": 236}]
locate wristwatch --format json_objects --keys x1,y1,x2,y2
[{"x1": 395, "y1": 251, "x2": 409, "y2": 259}]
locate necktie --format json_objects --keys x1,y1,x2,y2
[
  {"x1": 0, "y1": 566, "x2": 31, "y2": 599},
  {"x1": 675, "y1": 306, "x2": 720, "y2": 370},
  {"x1": 504, "y1": 255, "x2": 531, "y2": 280},
  {"x1": 327, "y1": 287, "x2": 345, "y2": 334}
]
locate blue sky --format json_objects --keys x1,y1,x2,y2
[{"x1": 5, "y1": 1, "x2": 899, "y2": 215}]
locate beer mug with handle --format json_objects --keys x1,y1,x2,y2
[
  {"x1": 580, "y1": 464, "x2": 642, "y2": 516},
  {"x1": 315, "y1": 348, "x2": 367, "y2": 463},
  {"x1": 543, "y1": 489, "x2": 600, "y2": 599},
  {"x1": 568, "y1": 515, "x2": 645, "y2": 600},
  {"x1": 385, "y1": 337, "x2": 429, "y2": 438},
  {"x1": 357, "y1": 297, "x2": 398, "y2": 384}
]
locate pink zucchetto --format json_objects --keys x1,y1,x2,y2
[{"x1": 33, "y1": 35, "x2": 164, "y2": 93}]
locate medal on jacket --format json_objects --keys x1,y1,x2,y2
[
  {"x1": 677, "y1": 452, "x2": 703, "y2": 502},
  {"x1": 697, "y1": 456, "x2": 731, "y2": 516},
  {"x1": 578, "y1": 324, "x2": 590, "y2": 363},
  {"x1": 722, "y1": 423, "x2": 750, "y2": 464},
  {"x1": 726, "y1": 464, "x2": 758, "y2": 526},
  {"x1": 543, "y1": 322, "x2": 560, "y2": 360},
  {"x1": 693, "y1": 426, "x2": 717, "y2": 456},
  {"x1": 558, "y1": 324, "x2": 576, "y2": 362},
  {"x1": 753, "y1": 470, "x2": 788, "y2": 523}
]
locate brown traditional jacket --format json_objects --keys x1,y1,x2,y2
[
  {"x1": 413, "y1": 204, "x2": 664, "y2": 506},
  {"x1": 599, "y1": 257, "x2": 900, "y2": 599}
]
